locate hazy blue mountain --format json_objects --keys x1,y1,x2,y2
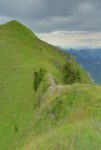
[{"x1": 67, "y1": 48, "x2": 101, "y2": 84}]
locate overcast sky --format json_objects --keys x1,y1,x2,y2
[{"x1": 0, "y1": 0, "x2": 101, "y2": 48}]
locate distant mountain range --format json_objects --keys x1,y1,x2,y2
[{"x1": 67, "y1": 48, "x2": 101, "y2": 84}]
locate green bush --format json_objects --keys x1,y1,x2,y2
[
  {"x1": 33, "y1": 68, "x2": 46, "y2": 91},
  {"x1": 63, "y1": 62, "x2": 81, "y2": 84},
  {"x1": 14, "y1": 124, "x2": 18, "y2": 133}
]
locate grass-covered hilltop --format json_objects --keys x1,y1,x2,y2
[{"x1": 0, "y1": 20, "x2": 101, "y2": 150}]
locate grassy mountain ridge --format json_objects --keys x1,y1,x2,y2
[
  {"x1": 22, "y1": 83, "x2": 101, "y2": 150},
  {"x1": 0, "y1": 20, "x2": 97, "y2": 150}
]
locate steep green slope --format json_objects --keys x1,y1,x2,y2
[{"x1": 0, "y1": 20, "x2": 90, "y2": 150}]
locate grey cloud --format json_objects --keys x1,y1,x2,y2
[
  {"x1": 81, "y1": 38, "x2": 101, "y2": 42},
  {"x1": 0, "y1": 0, "x2": 101, "y2": 33}
]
